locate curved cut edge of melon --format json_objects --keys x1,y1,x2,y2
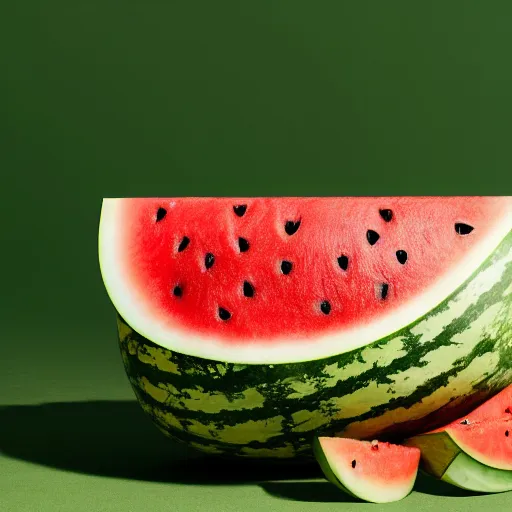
[
  {"x1": 446, "y1": 422, "x2": 512, "y2": 471},
  {"x1": 313, "y1": 437, "x2": 419, "y2": 504},
  {"x1": 99, "y1": 198, "x2": 512, "y2": 364},
  {"x1": 442, "y1": 452, "x2": 512, "y2": 493}
]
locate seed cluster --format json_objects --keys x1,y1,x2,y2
[{"x1": 155, "y1": 203, "x2": 475, "y2": 322}]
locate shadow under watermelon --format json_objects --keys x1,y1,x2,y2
[
  {"x1": 0, "y1": 400, "x2": 319, "y2": 483},
  {"x1": 0, "y1": 400, "x2": 483, "y2": 500}
]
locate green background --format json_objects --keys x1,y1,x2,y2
[{"x1": 1, "y1": 1, "x2": 512, "y2": 510}]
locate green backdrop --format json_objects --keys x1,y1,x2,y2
[{"x1": 1, "y1": 1, "x2": 511, "y2": 511}]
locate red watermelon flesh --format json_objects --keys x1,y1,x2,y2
[
  {"x1": 443, "y1": 419, "x2": 512, "y2": 471},
  {"x1": 425, "y1": 385, "x2": 512, "y2": 470},
  {"x1": 314, "y1": 437, "x2": 420, "y2": 503},
  {"x1": 99, "y1": 196, "x2": 511, "y2": 363}
]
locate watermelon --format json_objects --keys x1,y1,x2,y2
[
  {"x1": 313, "y1": 437, "x2": 420, "y2": 503},
  {"x1": 406, "y1": 422, "x2": 512, "y2": 493},
  {"x1": 99, "y1": 197, "x2": 512, "y2": 458},
  {"x1": 405, "y1": 384, "x2": 512, "y2": 474}
]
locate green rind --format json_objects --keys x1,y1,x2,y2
[
  {"x1": 442, "y1": 452, "x2": 512, "y2": 493},
  {"x1": 312, "y1": 437, "x2": 360, "y2": 500},
  {"x1": 403, "y1": 431, "x2": 461, "y2": 478},
  {"x1": 116, "y1": 230, "x2": 512, "y2": 458}
]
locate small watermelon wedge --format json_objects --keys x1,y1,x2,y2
[
  {"x1": 313, "y1": 437, "x2": 420, "y2": 503},
  {"x1": 405, "y1": 385, "x2": 512, "y2": 473}
]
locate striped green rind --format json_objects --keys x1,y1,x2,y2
[{"x1": 117, "y1": 231, "x2": 512, "y2": 459}]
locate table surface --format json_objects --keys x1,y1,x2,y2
[
  {"x1": 2, "y1": 1, "x2": 512, "y2": 511},
  {"x1": 2, "y1": 335, "x2": 510, "y2": 512}
]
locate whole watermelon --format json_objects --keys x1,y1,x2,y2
[{"x1": 99, "y1": 197, "x2": 512, "y2": 459}]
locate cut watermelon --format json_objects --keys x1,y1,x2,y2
[
  {"x1": 446, "y1": 420, "x2": 512, "y2": 470},
  {"x1": 405, "y1": 385, "x2": 512, "y2": 473},
  {"x1": 313, "y1": 437, "x2": 420, "y2": 503},
  {"x1": 405, "y1": 426, "x2": 512, "y2": 493},
  {"x1": 99, "y1": 197, "x2": 511, "y2": 364},
  {"x1": 99, "y1": 197, "x2": 512, "y2": 458}
]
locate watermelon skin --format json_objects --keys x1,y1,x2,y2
[{"x1": 115, "y1": 230, "x2": 512, "y2": 459}]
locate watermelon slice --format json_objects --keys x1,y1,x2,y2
[
  {"x1": 405, "y1": 385, "x2": 512, "y2": 473},
  {"x1": 99, "y1": 196, "x2": 511, "y2": 364},
  {"x1": 446, "y1": 420, "x2": 512, "y2": 471},
  {"x1": 313, "y1": 437, "x2": 420, "y2": 503}
]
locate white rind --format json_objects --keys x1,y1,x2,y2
[{"x1": 99, "y1": 198, "x2": 512, "y2": 364}]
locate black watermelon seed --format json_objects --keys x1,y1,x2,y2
[
  {"x1": 156, "y1": 207, "x2": 167, "y2": 222},
  {"x1": 460, "y1": 419, "x2": 471, "y2": 425},
  {"x1": 238, "y1": 237, "x2": 250, "y2": 252},
  {"x1": 178, "y1": 236, "x2": 190, "y2": 252},
  {"x1": 173, "y1": 285, "x2": 182, "y2": 297},
  {"x1": 379, "y1": 209, "x2": 393, "y2": 222},
  {"x1": 337, "y1": 255, "x2": 349, "y2": 271},
  {"x1": 506, "y1": 430, "x2": 510, "y2": 437},
  {"x1": 218, "y1": 307, "x2": 231, "y2": 321},
  {"x1": 506, "y1": 407, "x2": 512, "y2": 414},
  {"x1": 205, "y1": 253, "x2": 215, "y2": 269},
  {"x1": 367, "y1": 230, "x2": 380, "y2": 245},
  {"x1": 380, "y1": 283, "x2": 389, "y2": 300},
  {"x1": 281, "y1": 260, "x2": 293, "y2": 275},
  {"x1": 455, "y1": 223, "x2": 474, "y2": 235},
  {"x1": 243, "y1": 281, "x2": 254, "y2": 297},
  {"x1": 351, "y1": 460, "x2": 357, "y2": 468},
  {"x1": 320, "y1": 301, "x2": 331, "y2": 314},
  {"x1": 233, "y1": 204, "x2": 247, "y2": 217},
  {"x1": 285, "y1": 220, "x2": 301, "y2": 235},
  {"x1": 396, "y1": 250, "x2": 408, "y2": 265}
]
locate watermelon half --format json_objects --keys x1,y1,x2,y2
[
  {"x1": 405, "y1": 384, "x2": 512, "y2": 474},
  {"x1": 313, "y1": 437, "x2": 420, "y2": 503},
  {"x1": 99, "y1": 197, "x2": 512, "y2": 458}
]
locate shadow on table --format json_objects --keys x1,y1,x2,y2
[
  {"x1": 0, "y1": 401, "x2": 481, "y2": 501},
  {"x1": 260, "y1": 473, "x2": 482, "y2": 502}
]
